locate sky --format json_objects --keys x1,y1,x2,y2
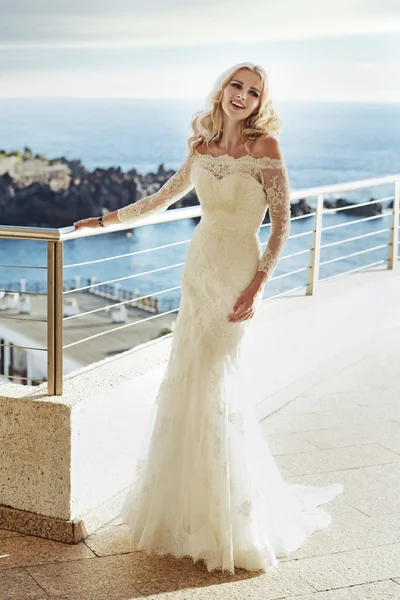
[{"x1": 0, "y1": 0, "x2": 399, "y2": 101}]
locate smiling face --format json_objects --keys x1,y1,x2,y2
[{"x1": 221, "y1": 67, "x2": 262, "y2": 122}]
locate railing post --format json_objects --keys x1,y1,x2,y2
[
  {"x1": 306, "y1": 194, "x2": 324, "y2": 296},
  {"x1": 47, "y1": 240, "x2": 63, "y2": 395},
  {"x1": 387, "y1": 181, "x2": 399, "y2": 270}
]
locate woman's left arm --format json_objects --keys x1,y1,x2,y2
[
  {"x1": 228, "y1": 140, "x2": 291, "y2": 322},
  {"x1": 255, "y1": 162, "x2": 291, "y2": 286}
]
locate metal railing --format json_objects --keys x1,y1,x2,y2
[{"x1": 0, "y1": 173, "x2": 399, "y2": 395}]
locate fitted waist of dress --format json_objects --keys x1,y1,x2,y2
[{"x1": 198, "y1": 219, "x2": 258, "y2": 237}]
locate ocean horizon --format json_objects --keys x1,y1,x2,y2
[
  {"x1": 0, "y1": 98, "x2": 399, "y2": 308},
  {"x1": 0, "y1": 98, "x2": 399, "y2": 187}
]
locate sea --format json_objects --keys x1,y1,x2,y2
[{"x1": 0, "y1": 98, "x2": 399, "y2": 309}]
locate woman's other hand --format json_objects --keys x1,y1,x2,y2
[{"x1": 228, "y1": 282, "x2": 263, "y2": 323}]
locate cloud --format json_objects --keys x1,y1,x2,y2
[
  {"x1": 0, "y1": 0, "x2": 399, "y2": 49},
  {"x1": 0, "y1": 1, "x2": 398, "y2": 100}
]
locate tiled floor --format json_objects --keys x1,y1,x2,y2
[{"x1": 1, "y1": 331, "x2": 400, "y2": 599}]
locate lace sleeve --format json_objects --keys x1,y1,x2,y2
[
  {"x1": 116, "y1": 154, "x2": 195, "y2": 224},
  {"x1": 258, "y1": 162, "x2": 291, "y2": 279}
]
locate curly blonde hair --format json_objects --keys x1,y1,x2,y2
[{"x1": 187, "y1": 62, "x2": 282, "y2": 157}]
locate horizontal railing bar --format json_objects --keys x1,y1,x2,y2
[
  {"x1": 0, "y1": 225, "x2": 61, "y2": 241},
  {"x1": 64, "y1": 216, "x2": 303, "y2": 270},
  {"x1": 59, "y1": 174, "x2": 400, "y2": 240},
  {"x1": 63, "y1": 285, "x2": 182, "y2": 321},
  {"x1": 270, "y1": 266, "x2": 310, "y2": 281},
  {"x1": 0, "y1": 315, "x2": 47, "y2": 322},
  {"x1": 58, "y1": 172, "x2": 400, "y2": 240},
  {"x1": 261, "y1": 228, "x2": 313, "y2": 242},
  {"x1": 278, "y1": 248, "x2": 311, "y2": 260},
  {"x1": 59, "y1": 205, "x2": 202, "y2": 240},
  {"x1": 323, "y1": 196, "x2": 393, "y2": 213},
  {"x1": 320, "y1": 259, "x2": 386, "y2": 282},
  {"x1": 0, "y1": 264, "x2": 47, "y2": 270},
  {"x1": 63, "y1": 262, "x2": 185, "y2": 294},
  {"x1": 64, "y1": 238, "x2": 191, "y2": 269},
  {"x1": 286, "y1": 173, "x2": 400, "y2": 200},
  {"x1": 0, "y1": 341, "x2": 46, "y2": 351},
  {"x1": 287, "y1": 230, "x2": 314, "y2": 240},
  {"x1": 1, "y1": 173, "x2": 398, "y2": 243},
  {"x1": 320, "y1": 244, "x2": 388, "y2": 266},
  {"x1": 321, "y1": 228, "x2": 390, "y2": 249},
  {"x1": 0, "y1": 288, "x2": 47, "y2": 296},
  {"x1": 63, "y1": 219, "x2": 309, "y2": 276},
  {"x1": 322, "y1": 212, "x2": 391, "y2": 232},
  {"x1": 6, "y1": 373, "x2": 46, "y2": 383},
  {"x1": 260, "y1": 213, "x2": 313, "y2": 230},
  {"x1": 64, "y1": 256, "x2": 310, "y2": 324},
  {"x1": 289, "y1": 213, "x2": 315, "y2": 222},
  {"x1": 265, "y1": 283, "x2": 307, "y2": 301},
  {"x1": 63, "y1": 307, "x2": 179, "y2": 349}
]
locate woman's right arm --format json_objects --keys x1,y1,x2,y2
[{"x1": 73, "y1": 153, "x2": 195, "y2": 230}]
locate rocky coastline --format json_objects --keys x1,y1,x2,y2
[{"x1": 0, "y1": 148, "x2": 384, "y2": 229}]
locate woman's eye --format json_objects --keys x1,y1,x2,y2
[{"x1": 232, "y1": 83, "x2": 258, "y2": 97}]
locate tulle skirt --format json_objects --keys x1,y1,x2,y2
[{"x1": 119, "y1": 222, "x2": 344, "y2": 573}]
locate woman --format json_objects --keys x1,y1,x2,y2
[{"x1": 73, "y1": 62, "x2": 343, "y2": 573}]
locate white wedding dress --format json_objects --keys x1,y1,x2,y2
[{"x1": 116, "y1": 148, "x2": 343, "y2": 573}]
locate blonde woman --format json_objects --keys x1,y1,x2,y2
[{"x1": 73, "y1": 62, "x2": 343, "y2": 573}]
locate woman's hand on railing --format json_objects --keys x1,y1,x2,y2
[
  {"x1": 73, "y1": 217, "x2": 100, "y2": 230},
  {"x1": 73, "y1": 211, "x2": 121, "y2": 229}
]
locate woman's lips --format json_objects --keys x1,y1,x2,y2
[{"x1": 231, "y1": 101, "x2": 245, "y2": 110}]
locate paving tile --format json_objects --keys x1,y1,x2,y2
[
  {"x1": 279, "y1": 505, "x2": 400, "y2": 562},
  {"x1": 263, "y1": 403, "x2": 399, "y2": 435},
  {"x1": 84, "y1": 523, "x2": 137, "y2": 557},
  {"x1": 275, "y1": 443, "x2": 400, "y2": 477},
  {"x1": 297, "y1": 387, "x2": 397, "y2": 406},
  {"x1": 137, "y1": 562, "x2": 315, "y2": 598},
  {"x1": 0, "y1": 528, "x2": 25, "y2": 539},
  {"x1": 0, "y1": 535, "x2": 96, "y2": 570},
  {"x1": 318, "y1": 403, "x2": 400, "y2": 426},
  {"x1": 26, "y1": 551, "x2": 216, "y2": 600},
  {"x1": 261, "y1": 412, "x2": 339, "y2": 435},
  {"x1": 295, "y1": 421, "x2": 400, "y2": 451},
  {"x1": 302, "y1": 352, "x2": 400, "y2": 396},
  {"x1": 95, "y1": 515, "x2": 123, "y2": 529},
  {"x1": 0, "y1": 567, "x2": 49, "y2": 599},
  {"x1": 287, "y1": 467, "x2": 400, "y2": 517},
  {"x1": 278, "y1": 580, "x2": 400, "y2": 600},
  {"x1": 360, "y1": 462, "x2": 400, "y2": 487},
  {"x1": 368, "y1": 513, "x2": 400, "y2": 543},
  {"x1": 378, "y1": 433, "x2": 400, "y2": 455},
  {"x1": 276, "y1": 391, "x2": 361, "y2": 416},
  {"x1": 299, "y1": 365, "x2": 381, "y2": 396},
  {"x1": 264, "y1": 432, "x2": 320, "y2": 456},
  {"x1": 285, "y1": 543, "x2": 400, "y2": 591},
  {"x1": 351, "y1": 355, "x2": 400, "y2": 388},
  {"x1": 285, "y1": 464, "x2": 377, "y2": 488},
  {"x1": 354, "y1": 387, "x2": 400, "y2": 406},
  {"x1": 347, "y1": 486, "x2": 400, "y2": 517}
]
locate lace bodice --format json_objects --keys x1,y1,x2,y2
[{"x1": 117, "y1": 150, "x2": 291, "y2": 280}]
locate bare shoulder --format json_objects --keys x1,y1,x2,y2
[{"x1": 252, "y1": 135, "x2": 283, "y2": 160}]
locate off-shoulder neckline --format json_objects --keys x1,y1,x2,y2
[{"x1": 193, "y1": 149, "x2": 283, "y2": 165}]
